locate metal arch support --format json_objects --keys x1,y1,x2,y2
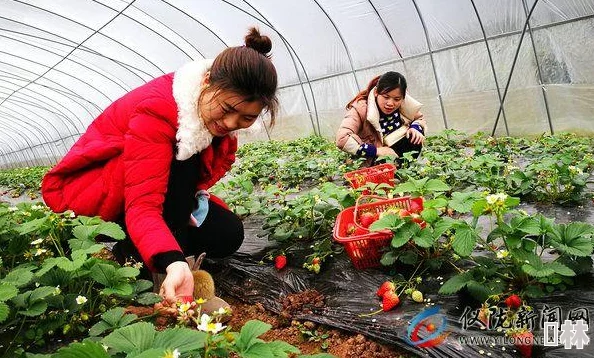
[
  {"x1": 411, "y1": 0, "x2": 448, "y2": 129},
  {"x1": 0, "y1": 121, "x2": 37, "y2": 166},
  {"x1": 0, "y1": 80, "x2": 88, "y2": 136},
  {"x1": 0, "y1": 1, "x2": 139, "y2": 109},
  {"x1": 92, "y1": 0, "x2": 200, "y2": 59},
  {"x1": 11, "y1": 1, "x2": 165, "y2": 75},
  {"x1": 312, "y1": 0, "x2": 361, "y2": 90},
  {"x1": 0, "y1": 58, "x2": 105, "y2": 130},
  {"x1": 521, "y1": 0, "x2": 554, "y2": 135},
  {"x1": 240, "y1": 0, "x2": 320, "y2": 136},
  {"x1": 0, "y1": 33, "x2": 130, "y2": 93},
  {"x1": 160, "y1": 0, "x2": 229, "y2": 47},
  {"x1": 1, "y1": 96, "x2": 73, "y2": 150},
  {"x1": 367, "y1": 0, "x2": 411, "y2": 76},
  {"x1": 491, "y1": 0, "x2": 541, "y2": 136},
  {"x1": 1, "y1": 98, "x2": 69, "y2": 148},
  {"x1": 470, "y1": 0, "x2": 509, "y2": 135},
  {"x1": 0, "y1": 22, "x2": 152, "y2": 82}
]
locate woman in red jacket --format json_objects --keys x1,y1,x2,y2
[{"x1": 41, "y1": 27, "x2": 278, "y2": 304}]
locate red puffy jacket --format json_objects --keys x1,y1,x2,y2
[{"x1": 42, "y1": 60, "x2": 236, "y2": 269}]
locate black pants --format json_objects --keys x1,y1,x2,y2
[
  {"x1": 112, "y1": 152, "x2": 244, "y2": 272},
  {"x1": 391, "y1": 136, "x2": 423, "y2": 159}
]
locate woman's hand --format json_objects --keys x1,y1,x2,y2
[
  {"x1": 160, "y1": 261, "x2": 194, "y2": 304},
  {"x1": 407, "y1": 127, "x2": 426, "y2": 145},
  {"x1": 376, "y1": 146, "x2": 398, "y2": 157}
]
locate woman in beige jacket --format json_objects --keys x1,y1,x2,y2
[{"x1": 335, "y1": 72, "x2": 427, "y2": 165}]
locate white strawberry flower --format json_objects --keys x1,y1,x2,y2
[
  {"x1": 196, "y1": 313, "x2": 225, "y2": 334},
  {"x1": 31, "y1": 238, "x2": 43, "y2": 245},
  {"x1": 76, "y1": 295, "x2": 88, "y2": 305}
]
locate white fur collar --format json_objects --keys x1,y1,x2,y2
[
  {"x1": 366, "y1": 87, "x2": 382, "y2": 132},
  {"x1": 172, "y1": 59, "x2": 214, "y2": 161}
]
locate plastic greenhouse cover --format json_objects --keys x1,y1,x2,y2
[{"x1": 209, "y1": 202, "x2": 594, "y2": 358}]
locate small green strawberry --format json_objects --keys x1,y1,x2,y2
[{"x1": 411, "y1": 290, "x2": 424, "y2": 303}]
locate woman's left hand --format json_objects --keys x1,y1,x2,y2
[{"x1": 407, "y1": 127, "x2": 426, "y2": 145}]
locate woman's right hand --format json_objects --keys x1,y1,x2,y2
[
  {"x1": 376, "y1": 146, "x2": 398, "y2": 157},
  {"x1": 159, "y1": 261, "x2": 194, "y2": 304}
]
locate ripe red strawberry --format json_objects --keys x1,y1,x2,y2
[
  {"x1": 312, "y1": 257, "x2": 320, "y2": 265},
  {"x1": 382, "y1": 291, "x2": 400, "y2": 311},
  {"x1": 512, "y1": 330, "x2": 533, "y2": 357},
  {"x1": 409, "y1": 199, "x2": 423, "y2": 213},
  {"x1": 410, "y1": 213, "x2": 424, "y2": 224},
  {"x1": 505, "y1": 294, "x2": 522, "y2": 309},
  {"x1": 274, "y1": 255, "x2": 287, "y2": 270},
  {"x1": 360, "y1": 212, "x2": 378, "y2": 228},
  {"x1": 376, "y1": 281, "x2": 396, "y2": 297}
]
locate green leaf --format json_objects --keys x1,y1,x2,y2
[
  {"x1": 153, "y1": 327, "x2": 207, "y2": 353},
  {"x1": 512, "y1": 216, "x2": 542, "y2": 235},
  {"x1": 89, "y1": 321, "x2": 112, "y2": 337},
  {"x1": 136, "y1": 292, "x2": 162, "y2": 306},
  {"x1": 379, "y1": 252, "x2": 397, "y2": 266},
  {"x1": 432, "y1": 217, "x2": 455, "y2": 238},
  {"x1": 420, "y1": 208, "x2": 439, "y2": 223},
  {"x1": 524, "y1": 285, "x2": 545, "y2": 298},
  {"x1": 0, "y1": 283, "x2": 18, "y2": 301},
  {"x1": 96, "y1": 222, "x2": 126, "y2": 241},
  {"x1": 522, "y1": 263, "x2": 554, "y2": 278},
  {"x1": 99, "y1": 307, "x2": 127, "y2": 326},
  {"x1": 132, "y1": 349, "x2": 168, "y2": 358},
  {"x1": 240, "y1": 342, "x2": 274, "y2": 358},
  {"x1": 53, "y1": 341, "x2": 111, "y2": 358},
  {"x1": 452, "y1": 225, "x2": 478, "y2": 257},
  {"x1": 3, "y1": 268, "x2": 33, "y2": 287},
  {"x1": 19, "y1": 300, "x2": 47, "y2": 317},
  {"x1": 133, "y1": 279, "x2": 154, "y2": 293},
  {"x1": 102, "y1": 322, "x2": 155, "y2": 353},
  {"x1": 263, "y1": 340, "x2": 300, "y2": 356},
  {"x1": 102, "y1": 282, "x2": 133, "y2": 296},
  {"x1": 398, "y1": 251, "x2": 418, "y2": 265},
  {"x1": 369, "y1": 214, "x2": 403, "y2": 231},
  {"x1": 466, "y1": 281, "x2": 492, "y2": 302},
  {"x1": 90, "y1": 263, "x2": 117, "y2": 286},
  {"x1": 439, "y1": 272, "x2": 473, "y2": 295},
  {"x1": 547, "y1": 262, "x2": 576, "y2": 277},
  {"x1": 0, "y1": 302, "x2": 9, "y2": 323},
  {"x1": 56, "y1": 257, "x2": 86, "y2": 272},
  {"x1": 237, "y1": 320, "x2": 271, "y2": 351},
  {"x1": 117, "y1": 267, "x2": 140, "y2": 279},
  {"x1": 471, "y1": 199, "x2": 487, "y2": 217},
  {"x1": 30, "y1": 286, "x2": 55, "y2": 302},
  {"x1": 413, "y1": 228, "x2": 434, "y2": 248},
  {"x1": 423, "y1": 198, "x2": 448, "y2": 209},
  {"x1": 17, "y1": 217, "x2": 49, "y2": 235},
  {"x1": 72, "y1": 225, "x2": 99, "y2": 241},
  {"x1": 448, "y1": 192, "x2": 480, "y2": 213},
  {"x1": 504, "y1": 196, "x2": 520, "y2": 208},
  {"x1": 424, "y1": 179, "x2": 450, "y2": 193}
]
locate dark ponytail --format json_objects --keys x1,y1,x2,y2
[
  {"x1": 345, "y1": 71, "x2": 407, "y2": 110},
  {"x1": 208, "y1": 27, "x2": 278, "y2": 125}
]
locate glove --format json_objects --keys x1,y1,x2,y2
[{"x1": 190, "y1": 190, "x2": 210, "y2": 227}]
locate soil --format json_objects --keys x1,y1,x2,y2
[{"x1": 225, "y1": 293, "x2": 411, "y2": 358}]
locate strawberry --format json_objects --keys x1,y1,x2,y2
[
  {"x1": 478, "y1": 306, "x2": 490, "y2": 328},
  {"x1": 382, "y1": 291, "x2": 400, "y2": 311},
  {"x1": 512, "y1": 330, "x2": 533, "y2": 357},
  {"x1": 426, "y1": 323, "x2": 436, "y2": 332},
  {"x1": 410, "y1": 213, "x2": 424, "y2": 224},
  {"x1": 411, "y1": 290, "x2": 424, "y2": 303},
  {"x1": 312, "y1": 257, "x2": 320, "y2": 265},
  {"x1": 376, "y1": 281, "x2": 395, "y2": 297},
  {"x1": 398, "y1": 209, "x2": 411, "y2": 218},
  {"x1": 505, "y1": 294, "x2": 522, "y2": 309},
  {"x1": 354, "y1": 227, "x2": 368, "y2": 236},
  {"x1": 274, "y1": 255, "x2": 287, "y2": 270},
  {"x1": 346, "y1": 223, "x2": 356, "y2": 236},
  {"x1": 360, "y1": 212, "x2": 378, "y2": 228},
  {"x1": 409, "y1": 199, "x2": 423, "y2": 213}
]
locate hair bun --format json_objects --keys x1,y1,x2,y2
[{"x1": 244, "y1": 27, "x2": 272, "y2": 57}]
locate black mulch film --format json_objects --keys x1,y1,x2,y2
[{"x1": 208, "y1": 202, "x2": 594, "y2": 358}]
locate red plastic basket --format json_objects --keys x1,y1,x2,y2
[
  {"x1": 333, "y1": 195, "x2": 424, "y2": 269},
  {"x1": 343, "y1": 163, "x2": 396, "y2": 189}
]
